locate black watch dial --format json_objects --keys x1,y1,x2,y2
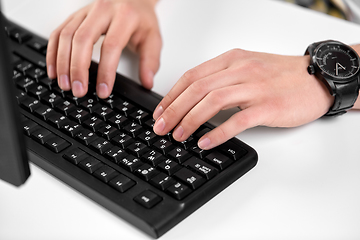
[{"x1": 314, "y1": 42, "x2": 360, "y2": 81}]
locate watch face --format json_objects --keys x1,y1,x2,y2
[{"x1": 314, "y1": 42, "x2": 360, "y2": 81}]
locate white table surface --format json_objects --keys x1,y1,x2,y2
[{"x1": 1, "y1": 0, "x2": 360, "y2": 239}]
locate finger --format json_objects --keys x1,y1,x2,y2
[
  {"x1": 153, "y1": 68, "x2": 246, "y2": 136},
  {"x1": 138, "y1": 30, "x2": 162, "y2": 89},
  {"x1": 69, "y1": 9, "x2": 114, "y2": 97},
  {"x1": 96, "y1": 14, "x2": 138, "y2": 99},
  {"x1": 198, "y1": 106, "x2": 265, "y2": 150},
  {"x1": 47, "y1": 12, "x2": 78, "y2": 79},
  {"x1": 153, "y1": 50, "x2": 235, "y2": 120},
  {"x1": 171, "y1": 84, "x2": 249, "y2": 142},
  {"x1": 56, "y1": 13, "x2": 88, "y2": 91}
]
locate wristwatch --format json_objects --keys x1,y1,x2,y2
[{"x1": 305, "y1": 40, "x2": 360, "y2": 116}]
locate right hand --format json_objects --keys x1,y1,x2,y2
[{"x1": 46, "y1": 0, "x2": 162, "y2": 99}]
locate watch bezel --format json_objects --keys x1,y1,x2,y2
[{"x1": 312, "y1": 41, "x2": 360, "y2": 83}]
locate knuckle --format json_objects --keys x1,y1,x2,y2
[
  {"x1": 226, "y1": 48, "x2": 245, "y2": 59},
  {"x1": 59, "y1": 27, "x2": 74, "y2": 40},
  {"x1": 182, "y1": 68, "x2": 199, "y2": 85},
  {"x1": 73, "y1": 28, "x2": 91, "y2": 45},
  {"x1": 206, "y1": 89, "x2": 225, "y2": 108},
  {"x1": 102, "y1": 37, "x2": 119, "y2": 52}
]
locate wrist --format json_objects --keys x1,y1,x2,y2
[{"x1": 351, "y1": 44, "x2": 360, "y2": 110}]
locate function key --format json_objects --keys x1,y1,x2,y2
[{"x1": 134, "y1": 190, "x2": 162, "y2": 209}]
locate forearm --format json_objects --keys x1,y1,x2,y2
[{"x1": 352, "y1": 44, "x2": 360, "y2": 109}]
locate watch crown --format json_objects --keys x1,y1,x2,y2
[{"x1": 307, "y1": 65, "x2": 315, "y2": 75}]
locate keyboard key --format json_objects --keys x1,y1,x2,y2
[
  {"x1": 94, "y1": 105, "x2": 115, "y2": 121},
  {"x1": 173, "y1": 168, "x2": 206, "y2": 190},
  {"x1": 93, "y1": 166, "x2": 118, "y2": 183},
  {"x1": 205, "y1": 151, "x2": 233, "y2": 170},
  {"x1": 137, "y1": 130, "x2": 159, "y2": 146},
  {"x1": 22, "y1": 118, "x2": 40, "y2": 136},
  {"x1": 30, "y1": 127, "x2": 53, "y2": 144},
  {"x1": 189, "y1": 145, "x2": 210, "y2": 159},
  {"x1": 105, "y1": 146, "x2": 128, "y2": 163},
  {"x1": 83, "y1": 116, "x2": 106, "y2": 132},
  {"x1": 135, "y1": 163, "x2": 159, "y2": 181},
  {"x1": 55, "y1": 100, "x2": 76, "y2": 115},
  {"x1": 126, "y1": 141, "x2": 149, "y2": 158},
  {"x1": 142, "y1": 150, "x2": 165, "y2": 166},
  {"x1": 218, "y1": 141, "x2": 247, "y2": 160},
  {"x1": 153, "y1": 138, "x2": 174, "y2": 155},
  {"x1": 97, "y1": 124, "x2": 119, "y2": 140},
  {"x1": 130, "y1": 109, "x2": 150, "y2": 124},
  {"x1": 134, "y1": 190, "x2": 162, "y2": 209},
  {"x1": 63, "y1": 148, "x2": 89, "y2": 164},
  {"x1": 76, "y1": 129, "x2": 97, "y2": 145},
  {"x1": 89, "y1": 138, "x2": 113, "y2": 154},
  {"x1": 47, "y1": 113, "x2": 69, "y2": 128},
  {"x1": 183, "y1": 157, "x2": 218, "y2": 180},
  {"x1": 45, "y1": 136, "x2": 71, "y2": 153},
  {"x1": 108, "y1": 113, "x2": 129, "y2": 129},
  {"x1": 9, "y1": 28, "x2": 32, "y2": 44},
  {"x1": 166, "y1": 182, "x2": 192, "y2": 200},
  {"x1": 78, "y1": 157, "x2": 103, "y2": 174},
  {"x1": 168, "y1": 147, "x2": 190, "y2": 163},
  {"x1": 111, "y1": 132, "x2": 134, "y2": 149},
  {"x1": 158, "y1": 159, "x2": 181, "y2": 175},
  {"x1": 109, "y1": 174, "x2": 135, "y2": 193},
  {"x1": 117, "y1": 155, "x2": 142, "y2": 172},
  {"x1": 61, "y1": 122, "x2": 83, "y2": 137},
  {"x1": 68, "y1": 108, "x2": 90, "y2": 124},
  {"x1": 123, "y1": 122, "x2": 143, "y2": 138},
  {"x1": 150, "y1": 172, "x2": 176, "y2": 190}
]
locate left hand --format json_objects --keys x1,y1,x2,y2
[{"x1": 152, "y1": 48, "x2": 334, "y2": 150}]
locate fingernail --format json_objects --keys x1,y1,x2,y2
[
  {"x1": 173, "y1": 126, "x2": 184, "y2": 140},
  {"x1": 47, "y1": 65, "x2": 55, "y2": 79},
  {"x1": 198, "y1": 137, "x2": 211, "y2": 150},
  {"x1": 97, "y1": 83, "x2": 109, "y2": 99},
  {"x1": 153, "y1": 117, "x2": 165, "y2": 134},
  {"x1": 59, "y1": 74, "x2": 70, "y2": 90},
  {"x1": 153, "y1": 105, "x2": 164, "y2": 120},
  {"x1": 72, "y1": 80, "x2": 84, "y2": 97}
]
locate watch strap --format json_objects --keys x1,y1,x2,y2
[{"x1": 326, "y1": 78, "x2": 359, "y2": 116}]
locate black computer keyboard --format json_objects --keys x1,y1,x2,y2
[{"x1": 4, "y1": 19, "x2": 258, "y2": 238}]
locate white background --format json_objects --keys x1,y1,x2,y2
[{"x1": 1, "y1": 0, "x2": 360, "y2": 239}]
